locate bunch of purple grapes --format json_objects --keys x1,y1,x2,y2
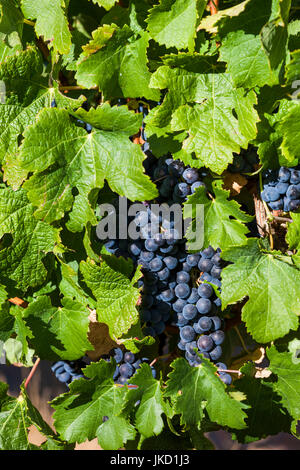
[
  {"x1": 51, "y1": 348, "x2": 156, "y2": 387},
  {"x1": 261, "y1": 165, "x2": 300, "y2": 212},
  {"x1": 102, "y1": 347, "x2": 156, "y2": 384},
  {"x1": 51, "y1": 359, "x2": 86, "y2": 386}
]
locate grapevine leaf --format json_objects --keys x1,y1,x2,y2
[
  {"x1": 286, "y1": 213, "x2": 300, "y2": 251},
  {"x1": 183, "y1": 180, "x2": 253, "y2": 251},
  {"x1": 125, "y1": 364, "x2": 166, "y2": 438},
  {"x1": 0, "y1": 186, "x2": 59, "y2": 291},
  {"x1": 0, "y1": 390, "x2": 35, "y2": 450},
  {"x1": 146, "y1": 0, "x2": 204, "y2": 51},
  {"x1": 267, "y1": 345, "x2": 300, "y2": 421},
  {"x1": 0, "y1": 77, "x2": 84, "y2": 185},
  {"x1": 80, "y1": 256, "x2": 143, "y2": 342},
  {"x1": 165, "y1": 357, "x2": 247, "y2": 429},
  {"x1": 148, "y1": 65, "x2": 259, "y2": 173},
  {"x1": 59, "y1": 259, "x2": 96, "y2": 307},
  {"x1": 51, "y1": 360, "x2": 132, "y2": 448},
  {"x1": 260, "y1": 0, "x2": 291, "y2": 70},
  {"x1": 19, "y1": 107, "x2": 157, "y2": 224},
  {"x1": 3, "y1": 338, "x2": 34, "y2": 366},
  {"x1": 20, "y1": 383, "x2": 57, "y2": 440},
  {"x1": 218, "y1": 0, "x2": 280, "y2": 88},
  {"x1": 0, "y1": 302, "x2": 14, "y2": 342},
  {"x1": 0, "y1": 381, "x2": 63, "y2": 450},
  {"x1": 97, "y1": 416, "x2": 136, "y2": 450},
  {"x1": 0, "y1": 0, "x2": 23, "y2": 57},
  {"x1": 76, "y1": 25, "x2": 160, "y2": 101},
  {"x1": 233, "y1": 365, "x2": 291, "y2": 443},
  {"x1": 285, "y1": 50, "x2": 300, "y2": 85},
  {"x1": 23, "y1": 296, "x2": 93, "y2": 360},
  {"x1": 74, "y1": 103, "x2": 143, "y2": 134},
  {"x1": 278, "y1": 104, "x2": 300, "y2": 163},
  {"x1": 198, "y1": 0, "x2": 250, "y2": 34},
  {"x1": 65, "y1": 194, "x2": 98, "y2": 233},
  {"x1": 88, "y1": 0, "x2": 118, "y2": 10},
  {"x1": 21, "y1": 0, "x2": 72, "y2": 54},
  {"x1": 10, "y1": 305, "x2": 33, "y2": 359},
  {"x1": 221, "y1": 238, "x2": 300, "y2": 343}
]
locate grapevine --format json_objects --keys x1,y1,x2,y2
[{"x1": 0, "y1": 0, "x2": 299, "y2": 453}]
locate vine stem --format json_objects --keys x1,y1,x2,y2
[
  {"x1": 209, "y1": 0, "x2": 219, "y2": 15},
  {"x1": 59, "y1": 85, "x2": 97, "y2": 91},
  {"x1": 234, "y1": 326, "x2": 250, "y2": 355},
  {"x1": 23, "y1": 19, "x2": 35, "y2": 27},
  {"x1": 273, "y1": 215, "x2": 293, "y2": 223},
  {"x1": 150, "y1": 352, "x2": 174, "y2": 367},
  {"x1": 217, "y1": 368, "x2": 242, "y2": 376},
  {"x1": 24, "y1": 358, "x2": 41, "y2": 389}
]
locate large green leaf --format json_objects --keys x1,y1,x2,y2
[
  {"x1": 260, "y1": 0, "x2": 291, "y2": 70},
  {"x1": 80, "y1": 256, "x2": 143, "y2": 342},
  {"x1": 183, "y1": 180, "x2": 253, "y2": 251},
  {"x1": 19, "y1": 106, "x2": 157, "y2": 224},
  {"x1": 146, "y1": 0, "x2": 205, "y2": 51},
  {"x1": 21, "y1": 0, "x2": 71, "y2": 54},
  {"x1": 221, "y1": 239, "x2": 300, "y2": 343},
  {"x1": 0, "y1": 186, "x2": 59, "y2": 291},
  {"x1": 125, "y1": 364, "x2": 167, "y2": 438},
  {"x1": 0, "y1": 58, "x2": 83, "y2": 186},
  {"x1": 278, "y1": 104, "x2": 300, "y2": 163},
  {"x1": 24, "y1": 296, "x2": 93, "y2": 360},
  {"x1": 147, "y1": 65, "x2": 259, "y2": 173},
  {"x1": 218, "y1": 0, "x2": 282, "y2": 88},
  {"x1": 233, "y1": 363, "x2": 291, "y2": 443},
  {"x1": 51, "y1": 361, "x2": 135, "y2": 448},
  {"x1": 267, "y1": 345, "x2": 300, "y2": 421},
  {"x1": 76, "y1": 24, "x2": 160, "y2": 100},
  {"x1": 0, "y1": 0, "x2": 23, "y2": 59},
  {"x1": 165, "y1": 357, "x2": 247, "y2": 429}
]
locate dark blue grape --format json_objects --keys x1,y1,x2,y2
[
  {"x1": 196, "y1": 298, "x2": 212, "y2": 314},
  {"x1": 197, "y1": 283, "x2": 213, "y2": 298},
  {"x1": 180, "y1": 325, "x2": 196, "y2": 342},
  {"x1": 198, "y1": 258, "x2": 214, "y2": 273},
  {"x1": 198, "y1": 316, "x2": 212, "y2": 331},
  {"x1": 182, "y1": 304, "x2": 197, "y2": 320},
  {"x1": 210, "y1": 330, "x2": 225, "y2": 345},
  {"x1": 197, "y1": 335, "x2": 214, "y2": 352},
  {"x1": 176, "y1": 271, "x2": 190, "y2": 283},
  {"x1": 182, "y1": 168, "x2": 199, "y2": 184},
  {"x1": 175, "y1": 283, "x2": 191, "y2": 299}
]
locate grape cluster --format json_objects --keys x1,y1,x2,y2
[
  {"x1": 147, "y1": 155, "x2": 208, "y2": 204},
  {"x1": 261, "y1": 165, "x2": 300, "y2": 212},
  {"x1": 51, "y1": 359, "x2": 86, "y2": 386},
  {"x1": 102, "y1": 347, "x2": 156, "y2": 384},
  {"x1": 51, "y1": 348, "x2": 156, "y2": 387}
]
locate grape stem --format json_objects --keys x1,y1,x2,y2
[
  {"x1": 273, "y1": 215, "x2": 293, "y2": 223},
  {"x1": 217, "y1": 368, "x2": 242, "y2": 376}
]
